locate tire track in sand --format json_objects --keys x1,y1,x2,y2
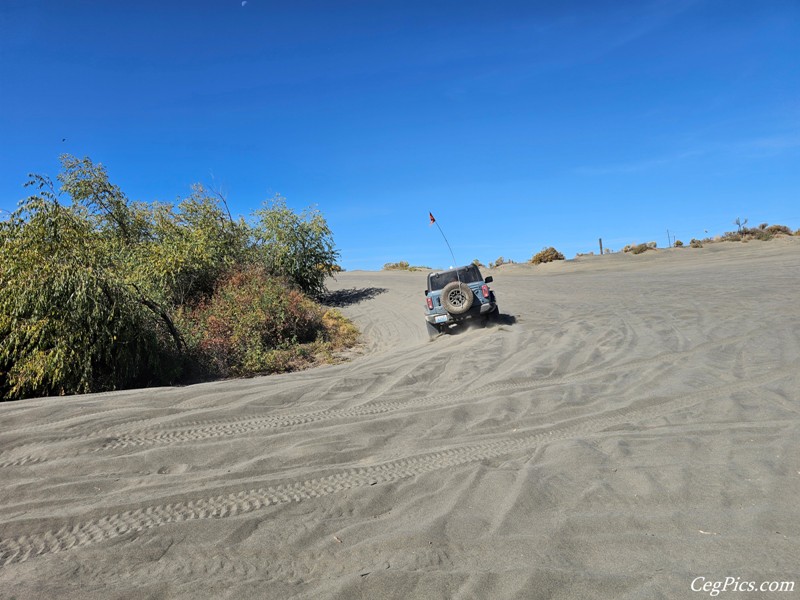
[
  {"x1": 0, "y1": 366, "x2": 790, "y2": 566},
  {"x1": 0, "y1": 330, "x2": 767, "y2": 467}
]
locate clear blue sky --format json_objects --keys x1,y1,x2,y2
[{"x1": 2, "y1": 1, "x2": 798, "y2": 270}]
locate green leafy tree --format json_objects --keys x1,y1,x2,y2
[
  {"x1": 250, "y1": 195, "x2": 339, "y2": 298},
  {"x1": 57, "y1": 156, "x2": 187, "y2": 353},
  {"x1": 59, "y1": 155, "x2": 148, "y2": 243},
  {"x1": 133, "y1": 185, "x2": 250, "y2": 307},
  {"x1": 0, "y1": 176, "x2": 177, "y2": 399},
  {"x1": 1, "y1": 156, "x2": 353, "y2": 400}
]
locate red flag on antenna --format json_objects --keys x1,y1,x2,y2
[{"x1": 429, "y1": 212, "x2": 436, "y2": 225}]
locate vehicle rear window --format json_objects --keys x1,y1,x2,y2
[{"x1": 428, "y1": 265, "x2": 483, "y2": 291}]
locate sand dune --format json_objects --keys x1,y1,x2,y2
[{"x1": 1, "y1": 239, "x2": 799, "y2": 599}]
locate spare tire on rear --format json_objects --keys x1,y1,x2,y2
[{"x1": 441, "y1": 281, "x2": 474, "y2": 315}]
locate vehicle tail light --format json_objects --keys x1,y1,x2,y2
[
  {"x1": 481, "y1": 285, "x2": 489, "y2": 298},
  {"x1": 426, "y1": 297, "x2": 434, "y2": 310}
]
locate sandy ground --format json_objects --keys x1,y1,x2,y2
[{"x1": 1, "y1": 239, "x2": 799, "y2": 599}]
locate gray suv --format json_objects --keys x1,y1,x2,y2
[{"x1": 424, "y1": 264, "x2": 498, "y2": 335}]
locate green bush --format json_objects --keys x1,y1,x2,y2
[
  {"x1": 135, "y1": 186, "x2": 251, "y2": 306},
  {"x1": 177, "y1": 268, "x2": 315, "y2": 376},
  {"x1": 674, "y1": 240, "x2": 684, "y2": 247},
  {"x1": 0, "y1": 155, "x2": 357, "y2": 400},
  {"x1": 530, "y1": 248, "x2": 564, "y2": 265},
  {"x1": 0, "y1": 188, "x2": 181, "y2": 400},
  {"x1": 250, "y1": 195, "x2": 339, "y2": 298},
  {"x1": 178, "y1": 266, "x2": 356, "y2": 377}
]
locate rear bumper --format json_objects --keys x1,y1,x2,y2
[{"x1": 425, "y1": 301, "x2": 495, "y2": 325}]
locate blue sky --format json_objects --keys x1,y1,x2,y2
[{"x1": 1, "y1": 1, "x2": 798, "y2": 270}]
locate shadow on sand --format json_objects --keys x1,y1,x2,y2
[
  {"x1": 321, "y1": 287, "x2": 388, "y2": 307},
  {"x1": 494, "y1": 313, "x2": 517, "y2": 326}
]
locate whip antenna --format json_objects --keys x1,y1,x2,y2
[{"x1": 429, "y1": 212, "x2": 462, "y2": 284}]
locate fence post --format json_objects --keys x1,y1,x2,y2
[{"x1": 599, "y1": 238, "x2": 603, "y2": 255}]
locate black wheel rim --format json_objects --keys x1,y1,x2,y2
[{"x1": 448, "y1": 289, "x2": 466, "y2": 307}]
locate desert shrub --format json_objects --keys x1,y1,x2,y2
[
  {"x1": 715, "y1": 219, "x2": 800, "y2": 243},
  {"x1": 383, "y1": 261, "x2": 411, "y2": 270},
  {"x1": 690, "y1": 239, "x2": 703, "y2": 248},
  {"x1": 382, "y1": 261, "x2": 430, "y2": 271},
  {"x1": 530, "y1": 247, "x2": 565, "y2": 264},
  {"x1": 724, "y1": 217, "x2": 793, "y2": 241},
  {"x1": 729, "y1": 227, "x2": 776, "y2": 242},
  {"x1": 472, "y1": 259, "x2": 484, "y2": 267},
  {"x1": 624, "y1": 243, "x2": 654, "y2": 254},
  {"x1": 766, "y1": 224, "x2": 792, "y2": 235},
  {"x1": 177, "y1": 266, "x2": 355, "y2": 378},
  {"x1": 747, "y1": 228, "x2": 773, "y2": 241},
  {"x1": 674, "y1": 240, "x2": 684, "y2": 247},
  {"x1": 383, "y1": 261, "x2": 431, "y2": 270},
  {"x1": 321, "y1": 308, "x2": 360, "y2": 349},
  {"x1": 693, "y1": 222, "x2": 796, "y2": 246},
  {"x1": 490, "y1": 256, "x2": 515, "y2": 268}
]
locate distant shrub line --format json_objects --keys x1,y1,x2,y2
[
  {"x1": 476, "y1": 220, "x2": 795, "y2": 267},
  {"x1": 718, "y1": 222, "x2": 793, "y2": 243},
  {"x1": 382, "y1": 261, "x2": 431, "y2": 271}
]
